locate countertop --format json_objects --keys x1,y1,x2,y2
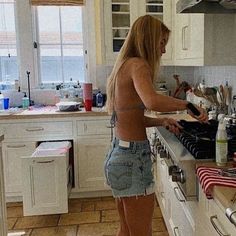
[
  {"x1": 196, "y1": 161, "x2": 236, "y2": 209},
  {"x1": 0, "y1": 106, "x2": 109, "y2": 119}
]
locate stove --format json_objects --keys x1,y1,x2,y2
[{"x1": 154, "y1": 120, "x2": 236, "y2": 201}]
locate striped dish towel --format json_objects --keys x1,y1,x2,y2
[{"x1": 196, "y1": 166, "x2": 236, "y2": 199}]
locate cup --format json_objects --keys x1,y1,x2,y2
[
  {"x1": 84, "y1": 99, "x2": 92, "y2": 111},
  {"x1": 3, "y1": 98, "x2": 9, "y2": 110}
]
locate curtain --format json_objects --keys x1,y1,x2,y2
[{"x1": 30, "y1": 0, "x2": 84, "y2": 6}]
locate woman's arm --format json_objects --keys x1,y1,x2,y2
[
  {"x1": 144, "y1": 116, "x2": 183, "y2": 134},
  {"x1": 131, "y1": 59, "x2": 208, "y2": 123}
]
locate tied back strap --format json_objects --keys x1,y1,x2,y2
[{"x1": 109, "y1": 111, "x2": 117, "y2": 142}]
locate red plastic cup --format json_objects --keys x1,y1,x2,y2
[{"x1": 84, "y1": 99, "x2": 92, "y2": 111}]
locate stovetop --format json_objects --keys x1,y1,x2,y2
[{"x1": 177, "y1": 120, "x2": 236, "y2": 160}]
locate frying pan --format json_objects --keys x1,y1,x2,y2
[{"x1": 180, "y1": 129, "x2": 213, "y2": 142}]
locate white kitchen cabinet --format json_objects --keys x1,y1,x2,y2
[
  {"x1": 169, "y1": 181, "x2": 194, "y2": 236},
  {"x1": 196, "y1": 185, "x2": 236, "y2": 236},
  {"x1": 173, "y1": 0, "x2": 236, "y2": 66},
  {"x1": 103, "y1": 0, "x2": 173, "y2": 65},
  {"x1": 2, "y1": 142, "x2": 36, "y2": 196},
  {"x1": 77, "y1": 136, "x2": 111, "y2": 190},
  {"x1": 21, "y1": 148, "x2": 71, "y2": 216},
  {"x1": 0, "y1": 138, "x2": 7, "y2": 236}
]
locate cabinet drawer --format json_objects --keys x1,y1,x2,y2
[
  {"x1": 3, "y1": 121, "x2": 73, "y2": 139},
  {"x1": 208, "y1": 200, "x2": 236, "y2": 236},
  {"x1": 77, "y1": 120, "x2": 110, "y2": 136}
]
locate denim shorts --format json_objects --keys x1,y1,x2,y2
[{"x1": 104, "y1": 137, "x2": 155, "y2": 198}]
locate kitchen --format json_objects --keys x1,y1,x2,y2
[{"x1": 0, "y1": 0, "x2": 236, "y2": 236}]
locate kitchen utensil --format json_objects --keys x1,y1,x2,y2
[{"x1": 219, "y1": 168, "x2": 236, "y2": 178}]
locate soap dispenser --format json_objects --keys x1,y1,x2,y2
[{"x1": 22, "y1": 92, "x2": 29, "y2": 109}]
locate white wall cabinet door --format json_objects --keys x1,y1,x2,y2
[
  {"x1": 103, "y1": 0, "x2": 173, "y2": 65},
  {"x1": 2, "y1": 142, "x2": 36, "y2": 196},
  {"x1": 77, "y1": 136, "x2": 111, "y2": 190}
]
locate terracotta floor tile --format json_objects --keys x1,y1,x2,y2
[
  {"x1": 152, "y1": 232, "x2": 169, "y2": 236},
  {"x1": 79, "y1": 197, "x2": 101, "y2": 202},
  {"x1": 153, "y1": 206, "x2": 163, "y2": 218},
  {"x1": 95, "y1": 200, "x2": 116, "y2": 210},
  {"x1": 7, "y1": 218, "x2": 17, "y2": 230},
  {"x1": 101, "y1": 196, "x2": 114, "y2": 201},
  {"x1": 152, "y1": 218, "x2": 167, "y2": 232},
  {"x1": 8, "y1": 229, "x2": 32, "y2": 236},
  {"x1": 101, "y1": 209, "x2": 119, "y2": 222},
  {"x1": 81, "y1": 201, "x2": 95, "y2": 212},
  {"x1": 6, "y1": 202, "x2": 23, "y2": 208},
  {"x1": 68, "y1": 199, "x2": 82, "y2": 213},
  {"x1": 31, "y1": 225, "x2": 77, "y2": 236},
  {"x1": 7, "y1": 206, "x2": 23, "y2": 218},
  {"x1": 14, "y1": 215, "x2": 59, "y2": 229},
  {"x1": 59, "y1": 211, "x2": 100, "y2": 225},
  {"x1": 77, "y1": 222, "x2": 119, "y2": 236}
]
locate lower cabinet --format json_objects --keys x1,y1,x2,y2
[
  {"x1": 2, "y1": 142, "x2": 36, "y2": 196},
  {"x1": 196, "y1": 185, "x2": 236, "y2": 236},
  {"x1": 21, "y1": 154, "x2": 71, "y2": 216},
  {"x1": 77, "y1": 136, "x2": 111, "y2": 191}
]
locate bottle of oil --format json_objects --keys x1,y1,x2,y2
[{"x1": 215, "y1": 118, "x2": 228, "y2": 166}]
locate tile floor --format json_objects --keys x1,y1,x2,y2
[{"x1": 7, "y1": 196, "x2": 169, "y2": 236}]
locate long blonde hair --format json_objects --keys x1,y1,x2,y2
[{"x1": 106, "y1": 15, "x2": 170, "y2": 114}]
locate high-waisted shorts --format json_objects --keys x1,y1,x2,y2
[{"x1": 104, "y1": 137, "x2": 155, "y2": 198}]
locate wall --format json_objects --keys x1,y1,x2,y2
[{"x1": 96, "y1": 64, "x2": 236, "y2": 97}]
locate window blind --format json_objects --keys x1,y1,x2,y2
[{"x1": 30, "y1": 0, "x2": 84, "y2": 6}]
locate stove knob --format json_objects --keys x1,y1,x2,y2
[
  {"x1": 168, "y1": 165, "x2": 178, "y2": 176},
  {"x1": 172, "y1": 170, "x2": 185, "y2": 184},
  {"x1": 160, "y1": 149, "x2": 167, "y2": 159}
]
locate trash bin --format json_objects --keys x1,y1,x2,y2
[{"x1": 21, "y1": 141, "x2": 72, "y2": 216}]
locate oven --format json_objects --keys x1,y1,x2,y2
[{"x1": 153, "y1": 120, "x2": 236, "y2": 201}]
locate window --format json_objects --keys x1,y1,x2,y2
[
  {"x1": 35, "y1": 6, "x2": 85, "y2": 84},
  {"x1": 0, "y1": 0, "x2": 18, "y2": 84}
]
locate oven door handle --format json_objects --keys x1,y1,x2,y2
[{"x1": 173, "y1": 186, "x2": 185, "y2": 202}]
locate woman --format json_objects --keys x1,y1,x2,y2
[{"x1": 104, "y1": 15, "x2": 208, "y2": 236}]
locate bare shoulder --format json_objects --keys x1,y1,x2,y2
[{"x1": 126, "y1": 57, "x2": 150, "y2": 70}]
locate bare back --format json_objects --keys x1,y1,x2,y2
[{"x1": 114, "y1": 58, "x2": 152, "y2": 141}]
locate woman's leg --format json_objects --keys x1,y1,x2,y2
[
  {"x1": 122, "y1": 193, "x2": 155, "y2": 236},
  {"x1": 116, "y1": 198, "x2": 130, "y2": 236}
]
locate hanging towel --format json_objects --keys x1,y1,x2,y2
[{"x1": 196, "y1": 166, "x2": 236, "y2": 199}]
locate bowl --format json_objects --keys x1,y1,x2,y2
[{"x1": 56, "y1": 101, "x2": 81, "y2": 112}]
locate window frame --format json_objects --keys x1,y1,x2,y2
[
  {"x1": 32, "y1": 5, "x2": 87, "y2": 86},
  {"x1": 14, "y1": 0, "x2": 96, "y2": 90}
]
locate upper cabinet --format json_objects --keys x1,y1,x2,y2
[
  {"x1": 101, "y1": 0, "x2": 236, "y2": 66},
  {"x1": 103, "y1": 0, "x2": 173, "y2": 65},
  {"x1": 173, "y1": 0, "x2": 236, "y2": 66}
]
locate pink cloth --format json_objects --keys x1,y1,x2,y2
[{"x1": 196, "y1": 166, "x2": 236, "y2": 199}]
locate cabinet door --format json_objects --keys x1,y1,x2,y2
[
  {"x1": 78, "y1": 137, "x2": 111, "y2": 190},
  {"x1": 208, "y1": 200, "x2": 236, "y2": 236},
  {"x1": 2, "y1": 142, "x2": 36, "y2": 195},
  {"x1": 103, "y1": 0, "x2": 173, "y2": 65},
  {"x1": 103, "y1": 0, "x2": 131, "y2": 64},
  {"x1": 169, "y1": 182, "x2": 194, "y2": 236},
  {"x1": 21, "y1": 156, "x2": 69, "y2": 216}
]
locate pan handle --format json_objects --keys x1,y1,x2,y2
[{"x1": 186, "y1": 102, "x2": 200, "y2": 116}]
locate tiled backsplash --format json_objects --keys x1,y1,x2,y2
[
  {"x1": 96, "y1": 65, "x2": 236, "y2": 97},
  {"x1": 2, "y1": 65, "x2": 236, "y2": 106}
]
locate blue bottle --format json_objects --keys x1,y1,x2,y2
[{"x1": 96, "y1": 91, "x2": 103, "y2": 107}]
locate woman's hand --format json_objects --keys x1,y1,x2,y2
[
  {"x1": 187, "y1": 104, "x2": 208, "y2": 123},
  {"x1": 162, "y1": 118, "x2": 182, "y2": 135}
]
